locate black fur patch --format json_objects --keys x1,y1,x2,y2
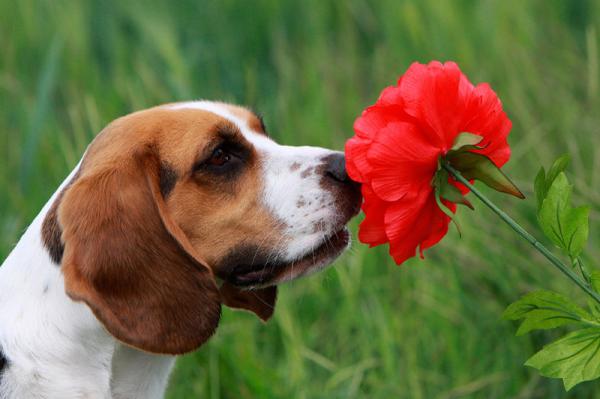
[
  {"x1": 159, "y1": 163, "x2": 178, "y2": 198},
  {"x1": 41, "y1": 169, "x2": 81, "y2": 265},
  {"x1": 0, "y1": 347, "x2": 7, "y2": 375},
  {"x1": 41, "y1": 199, "x2": 65, "y2": 264}
]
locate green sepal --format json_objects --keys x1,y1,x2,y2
[
  {"x1": 434, "y1": 188, "x2": 461, "y2": 237},
  {"x1": 446, "y1": 151, "x2": 525, "y2": 199},
  {"x1": 433, "y1": 169, "x2": 463, "y2": 236},
  {"x1": 440, "y1": 181, "x2": 474, "y2": 210},
  {"x1": 451, "y1": 132, "x2": 484, "y2": 150},
  {"x1": 433, "y1": 167, "x2": 474, "y2": 209},
  {"x1": 503, "y1": 290, "x2": 592, "y2": 335},
  {"x1": 525, "y1": 328, "x2": 600, "y2": 391}
]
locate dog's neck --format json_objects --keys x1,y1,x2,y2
[{"x1": 0, "y1": 167, "x2": 175, "y2": 399}]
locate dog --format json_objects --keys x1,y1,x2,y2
[{"x1": 0, "y1": 101, "x2": 362, "y2": 398}]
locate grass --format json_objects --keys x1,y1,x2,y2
[{"x1": 1, "y1": 0, "x2": 600, "y2": 397}]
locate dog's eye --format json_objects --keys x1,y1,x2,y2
[
  {"x1": 193, "y1": 141, "x2": 246, "y2": 177},
  {"x1": 207, "y1": 147, "x2": 231, "y2": 167}
]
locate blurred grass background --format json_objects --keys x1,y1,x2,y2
[{"x1": 1, "y1": 0, "x2": 600, "y2": 397}]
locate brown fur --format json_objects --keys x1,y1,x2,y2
[
  {"x1": 220, "y1": 283, "x2": 277, "y2": 321},
  {"x1": 57, "y1": 107, "x2": 282, "y2": 354}
]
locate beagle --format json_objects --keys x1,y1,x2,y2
[{"x1": 0, "y1": 101, "x2": 361, "y2": 398}]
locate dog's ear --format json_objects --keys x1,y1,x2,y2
[
  {"x1": 220, "y1": 283, "x2": 277, "y2": 322},
  {"x1": 58, "y1": 150, "x2": 221, "y2": 355}
]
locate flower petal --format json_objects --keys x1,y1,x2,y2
[
  {"x1": 419, "y1": 199, "x2": 454, "y2": 256},
  {"x1": 383, "y1": 189, "x2": 431, "y2": 243},
  {"x1": 384, "y1": 189, "x2": 452, "y2": 264},
  {"x1": 461, "y1": 83, "x2": 512, "y2": 167},
  {"x1": 366, "y1": 121, "x2": 439, "y2": 201},
  {"x1": 353, "y1": 106, "x2": 393, "y2": 140},
  {"x1": 399, "y1": 61, "x2": 474, "y2": 148},
  {"x1": 376, "y1": 85, "x2": 404, "y2": 107},
  {"x1": 358, "y1": 184, "x2": 389, "y2": 246},
  {"x1": 345, "y1": 136, "x2": 373, "y2": 183}
]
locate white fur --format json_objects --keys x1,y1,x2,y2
[{"x1": 0, "y1": 101, "x2": 344, "y2": 398}]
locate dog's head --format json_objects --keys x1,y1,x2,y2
[{"x1": 54, "y1": 101, "x2": 361, "y2": 354}]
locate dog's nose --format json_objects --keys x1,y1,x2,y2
[{"x1": 324, "y1": 153, "x2": 352, "y2": 184}]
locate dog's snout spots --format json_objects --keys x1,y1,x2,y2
[
  {"x1": 312, "y1": 221, "x2": 327, "y2": 233},
  {"x1": 290, "y1": 162, "x2": 301, "y2": 172},
  {"x1": 300, "y1": 167, "x2": 314, "y2": 178},
  {"x1": 297, "y1": 197, "x2": 306, "y2": 208}
]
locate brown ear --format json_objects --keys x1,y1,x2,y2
[
  {"x1": 220, "y1": 283, "x2": 277, "y2": 322},
  {"x1": 58, "y1": 151, "x2": 221, "y2": 355}
]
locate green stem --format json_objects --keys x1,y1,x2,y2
[{"x1": 442, "y1": 162, "x2": 600, "y2": 305}]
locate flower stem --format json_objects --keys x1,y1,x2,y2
[{"x1": 442, "y1": 162, "x2": 600, "y2": 305}]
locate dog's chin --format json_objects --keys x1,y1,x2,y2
[{"x1": 225, "y1": 228, "x2": 351, "y2": 289}]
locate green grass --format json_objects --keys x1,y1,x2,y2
[{"x1": 2, "y1": 0, "x2": 600, "y2": 397}]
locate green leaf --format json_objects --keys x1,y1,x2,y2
[
  {"x1": 525, "y1": 328, "x2": 600, "y2": 390},
  {"x1": 503, "y1": 290, "x2": 592, "y2": 335},
  {"x1": 534, "y1": 167, "x2": 546, "y2": 211},
  {"x1": 546, "y1": 154, "x2": 571, "y2": 191},
  {"x1": 590, "y1": 271, "x2": 600, "y2": 294},
  {"x1": 446, "y1": 151, "x2": 525, "y2": 198},
  {"x1": 538, "y1": 172, "x2": 589, "y2": 258},
  {"x1": 535, "y1": 155, "x2": 570, "y2": 211},
  {"x1": 587, "y1": 299, "x2": 600, "y2": 320},
  {"x1": 451, "y1": 132, "x2": 483, "y2": 150}
]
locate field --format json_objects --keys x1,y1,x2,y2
[{"x1": 2, "y1": 1, "x2": 600, "y2": 397}]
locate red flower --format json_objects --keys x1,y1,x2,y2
[{"x1": 345, "y1": 61, "x2": 512, "y2": 265}]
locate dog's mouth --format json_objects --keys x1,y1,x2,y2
[{"x1": 222, "y1": 228, "x2": 351, "y2": 288}]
